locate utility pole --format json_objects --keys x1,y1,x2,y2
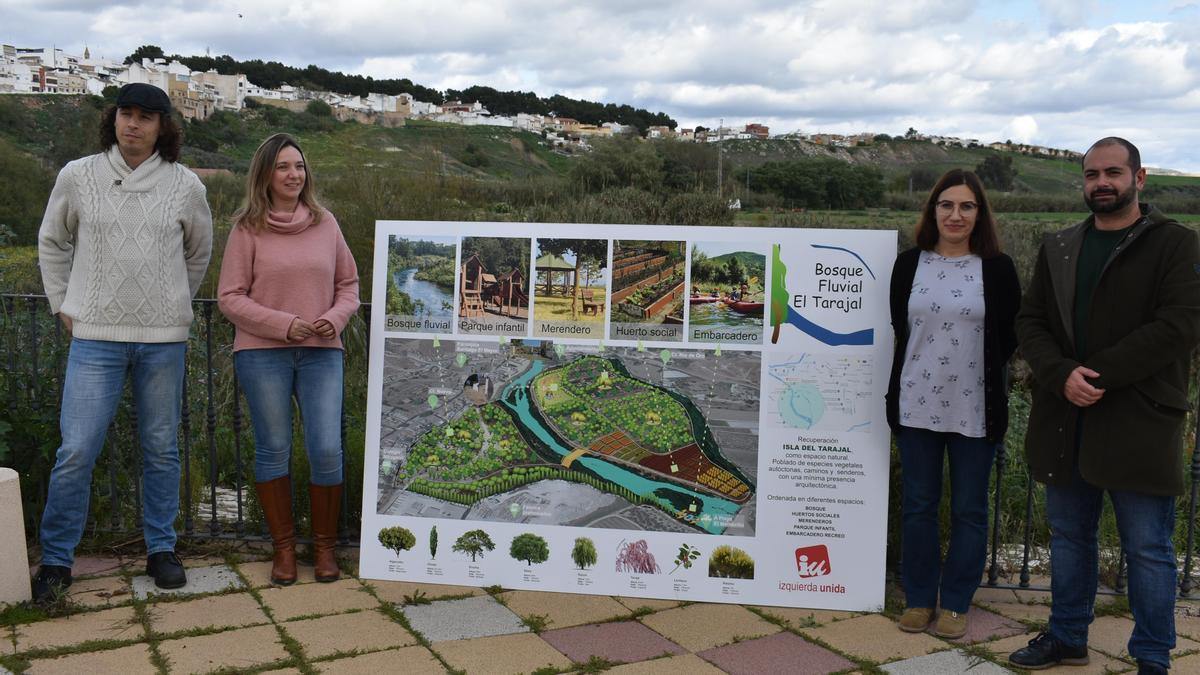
[{"x1": 716, "y1": 118, "x2": 723, "y2": 198}]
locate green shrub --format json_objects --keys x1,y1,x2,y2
[
  {"x1": 378, "y1": 526, "x2": 416, "y2": 556},
  {"x1": 708, "y1": 545, "x2": 754, "y2": 579}
]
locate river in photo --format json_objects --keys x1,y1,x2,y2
[
  {"x1": 499, "y1": 358, "x2": 742, "y2": 534},
  {"x1": 392, "y1": 267, "x2": 454, "y2": 317},
  {"x1": 688, "y1": 299, "x2": 764, "y2": 329}
]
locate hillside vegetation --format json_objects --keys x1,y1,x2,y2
[{"x1": 3, "y1": 93, "x2": 1200, "y2": 302}]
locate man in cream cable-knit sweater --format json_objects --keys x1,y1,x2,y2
[{"x1": 31, "y1": 83, "x2": 212, "y2": 602}]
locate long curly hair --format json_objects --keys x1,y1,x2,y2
[{"x1": 98, "y1": 105, "x2": 182, "y2": 162}]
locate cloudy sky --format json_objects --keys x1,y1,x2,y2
[{"x1": 7, "y1": 0, "x2": 1200, "y2": 171}]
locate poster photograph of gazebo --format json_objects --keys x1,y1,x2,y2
[{"x1": 532, "y1": 238, "x2": 609, "y2": 340}]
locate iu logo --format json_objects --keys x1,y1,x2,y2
[{"x1": 794, "y1": 545, "x2": 831, "y2": 578}]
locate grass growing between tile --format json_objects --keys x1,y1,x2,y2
[
  {"x1": 572, "y1": 655, "x2": 622, "y2": 673},
  {"x1": 225, "y1": 566, "x2": 313, "y2": 674},
  {"x1": 521, "y1": 612, "x2": 552, "y2": 633},
  {"x1": 785, "y1": 627, "x2": 888, "y2": 675},
  {"x1": 1094, "y1": 595, "x2": 1132, "y2": 618},
  {"x1": 363, "y1": 582, "x2": 459, "y2": 674},
  {"x1": 402, "y1": 589, "x2": 432, "y2": 606}
]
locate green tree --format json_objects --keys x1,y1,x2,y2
[
  {"x1": 570, "y1": 137, "x2": 663, "y2": 193},
  {"x1": 976, "y1": 154, "x2": 1017, "y2": 192},
  {"x1": 386, "y1": 281, "x2": 416, "y2": 315},
  {"x1": 429, "y1": 524, "x2": 439, "y2": 558},
  {"x1": 378, "y1": 526, "x2": 416, "y2": 557},
  {"x1": 305, "y1": 99, "x2": 333, "y2": 117},
  {"x1": 509, "y1": 532, "x2": 550, "y2": 566},
  {"x1": 0, "y1": 138, "x2": 54, "y2": 245},
  {"x1": 538, "y1": 238, "x2": 609, "y2": 319},
  {"x1": 571, "y1": 537, "x2": 598, "y2": 569},
  {"x1": 125, "y1": 45, "x2": 165, "y2": 65},
  {"x1": 452, "y1": 529, "x2": 496, "y2": 562},
  {"x1": 722, "y1": 255, "x2": 747, "y2": 284},
  {"x1": 907, "y1": 166, "x2": 939, "y2": 193}
]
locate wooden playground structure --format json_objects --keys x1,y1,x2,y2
[{"x1": 460, "y1": 254, "x2": 529, "y2": 319}]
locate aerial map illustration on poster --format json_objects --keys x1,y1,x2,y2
[
  {"x1": 376, "y1": 341, "x2": 758, "y2": 537},
  {"x1": 361, "y1": 222, "x2": 896, "y2": 611}
]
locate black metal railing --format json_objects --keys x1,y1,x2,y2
[
  {"x1": 3, "y1": 292, "x2": 1198, "y2": 596},
  {"x1": 1, "y1": 294, "x2": 370, "y2": 547}
]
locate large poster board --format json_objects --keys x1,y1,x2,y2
[{"x1": 360, "y1": 221, "x2": 896, "y2": 610}]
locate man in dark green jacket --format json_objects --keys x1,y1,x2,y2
[{"x1": 1009, "y1": 137, "x2": 1200, "y2": 674}]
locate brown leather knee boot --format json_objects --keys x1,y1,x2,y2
[
  {"x1": 255, "y1": 476, "x2": 297, "y2": 585},
  {"x1": 309, "y1": 483, "x2": 342, "y2": 582}
]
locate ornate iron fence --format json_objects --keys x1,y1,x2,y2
[{"x1": 1, "y1": 294, "x2": 370, "y2": 547}]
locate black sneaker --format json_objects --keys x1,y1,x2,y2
[
  {"x1": 31, "y1": 565, "x2": 73, "y2": 605},
  {"x1": 1009, "y1": 632, "x2": 1090, "y2": 669},
  {"x1": 146, "y1": 551, "x2": 187, "y2": 589},
  {"x1": 1137, "y1": 661, "x2": 1169, "y2": 675}
]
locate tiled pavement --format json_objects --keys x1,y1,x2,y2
[{"x1": 3, "y1": 551, "x2": 1199, "y2": 674}]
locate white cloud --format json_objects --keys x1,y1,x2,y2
[
  {"x1": 1037, "y1": 0, "x2": 1101, "y2": 32},
  {"x1": 1004, "y1": 115, "x2": 1039, "y2": 143}
]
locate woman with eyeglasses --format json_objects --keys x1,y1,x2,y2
[{"x1": 885, "y1": 169, "x2": 1021, "y2": 638}]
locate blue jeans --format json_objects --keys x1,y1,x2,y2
[
  {"x1": 898, "y1": 426, "x2": 996, "y2": 613},
  {"x1": 234, "y1": 348, "x2": 344, "y2": 485},
  {"x1": 40, "y1": 338, "x2": 186, "y2": 568},
  {"x1": 1047, "y1": 464, "x2": 1176, "y2": 669}
]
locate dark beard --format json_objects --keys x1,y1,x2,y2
[{"x1": 1085, "y1": 185, "x2": 1137, "y2": 214}]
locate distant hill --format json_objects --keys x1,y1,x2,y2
[
  {"x1": 0, "y1": 93, "x2": 572, "y2": 179},
  {"x1": 4, "y1": 93, "x2": 1199, "y2": 251},
  {"x1": 719, "y1": 136, "x2": 1200, "y2": 205},
  {"x1": 130, "y1": 44, "x2": 677, "y2": 133},
  {"x1": 709, "y1": 251, "x2": 766, "y2": 268}
]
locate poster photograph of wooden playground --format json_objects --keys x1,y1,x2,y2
[
  {"x1": 532, "y1": 238, "x2": 609, "y2": 340},
  {"x1": 610, "y1": 240, "x2": 687, "y2": 343},
  {"x1": 458, "y1": 237, "x2": 531, "y2": 336}
]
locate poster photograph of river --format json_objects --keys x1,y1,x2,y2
[
  {"x1": 375, "y1": 337, "x2": 759, "y2": 537},
  {"x1": 384, "y1": 235, "x2": 456, "y2": 333}
]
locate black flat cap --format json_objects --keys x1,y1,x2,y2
[{"x1": 115, "y1": 83, "x2": 172, "y2": 114}]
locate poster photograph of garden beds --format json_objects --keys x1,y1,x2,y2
[
  {"x1": 609, "y1": 239, "x2": 686, "y2": 342},
  {"x1": 373, "y1": 337, "x2": 759, "y2": 537}
]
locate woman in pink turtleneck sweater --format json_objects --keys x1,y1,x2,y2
[{"x1": 218, "y1": 133, "x2": 359, "y2": 586}]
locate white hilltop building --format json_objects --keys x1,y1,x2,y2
[{"x1": 0, "y1": 43, "x2": 664, "y2": 149}]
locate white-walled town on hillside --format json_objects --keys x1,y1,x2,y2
[{"x1": 1, "y1": 43, "x2": 1082, "y2": 159}]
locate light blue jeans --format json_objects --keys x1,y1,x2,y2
[
  {"x1": 234, "y1": 347, "x2": 344, "y2": 485},
  {"x1": 1047, "y1": 464, "x2": 1177, "y2": 669},
  {"x1": 40, "y1": 338, "x2": 186, "y2": 568}
]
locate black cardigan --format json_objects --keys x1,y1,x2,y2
[{"x1": 885, "y1": 248, "x2": 1021, "y2": 442}]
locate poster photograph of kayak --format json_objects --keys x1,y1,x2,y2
[{"x1": 687, "y1": 242, "x2": 766, "y2": 345}]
